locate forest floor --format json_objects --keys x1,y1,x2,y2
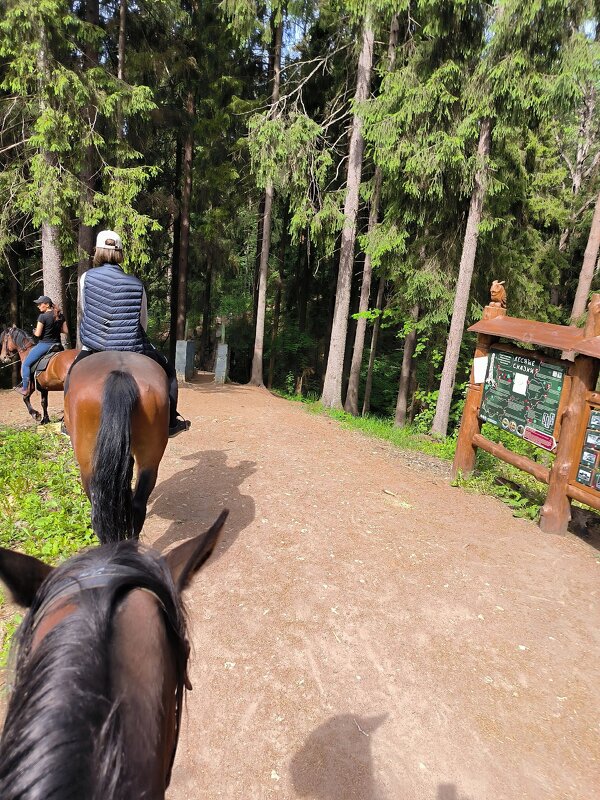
[{"x1": 1, "y1": 376, "x2": 599, "y2": 800}]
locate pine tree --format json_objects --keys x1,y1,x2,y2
[{"x1": 321, "y1": 12, "x2": 375, "y2": 409}]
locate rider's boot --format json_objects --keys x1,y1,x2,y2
[{"x1": 168, "y1": 409, "x2": 191, "y2": 438}]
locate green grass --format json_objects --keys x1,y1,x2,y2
[
  {"x1": 0, "y1": 426, "x2": 94, "y2": 666},
  {"x1": 277, "y1": 393, "x2": 552, "y2": 521}
]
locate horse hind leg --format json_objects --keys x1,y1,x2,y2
[{"x1": 132, "y1": 468, "x2": 158, "y2": 538}]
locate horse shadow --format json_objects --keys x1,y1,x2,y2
[
  {"x1": 147, "y1": 449, "x2": 256, "y2": 561},
  {"x1": 290, "y1": 713, "x2": 388, "y2": 800}
]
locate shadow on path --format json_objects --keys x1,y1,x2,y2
[
  {"x1": 148, "y1": 449, "x2": 256, "y2": 560},
  {"x1": 290, "y1": 713, "x2": 388, "y2": 800},
  {"x1": 437, "y1": 784, "x2": 472, "y2": 800}
]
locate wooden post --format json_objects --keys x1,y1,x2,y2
[
  {"x1": 540, "y1": 294, "x2": 600, "y2": 533},
  {"x1": 452, "y1": 290, "x2": 506, "y2": 478}
]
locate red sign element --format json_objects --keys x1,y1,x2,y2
[{"x1": 522, "y1": 426, "x2": 557, "y2": 452}]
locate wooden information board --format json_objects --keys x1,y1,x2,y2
[
  {"x1": 573, "y1": 406, "x2": 600, "y2": 491},
  {"x1": 479, "y1": 346, "x2": 566, "y2": 450}
]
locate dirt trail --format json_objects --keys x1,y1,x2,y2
[{"x1": 1, "y1": 380, "x2": 599, "y2": 799}]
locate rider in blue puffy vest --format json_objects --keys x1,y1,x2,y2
[{"x1": 68, "y1": 230, "x2": 190, "y2": 437}]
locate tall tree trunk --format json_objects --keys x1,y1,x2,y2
[
  {"x1": 169, "y1": 137, "x2": 183, "y2": 363},
  {"x1": 361, "y1": 275, "x2": 385, "y2": 416},
  {"x1": 344, "y1": 14, "x2": 399, "y2": 416},
  {"x1": 200, "y1": 261, "x2": 212, "y2": 369},
  {"x1": 553, "y1": 83, "x2": 597, "y2": 304},
  {"x1": 77, "y1": 0, "x2": 100, "y2": 344},
  {"x1": 570, "y1": 191, "x2": 600, "y2": 321},
  {"x1": 431, "y1": 118, "x2": 492, "y2": 437},
  {"x1": 395, "y1": 303, "x2": 420, "y2": 426},
  {"x1": 408, "y1": 362, "x2": 418, "y2": 422},
  {"x1": 267, "y1": 204, "x2": 288, "y2": 388},
  {"x1": 250, "y1": 13, "x2": 283, "y2": 386},
  {"x1": 37, "y1": 26, "x2": 68, "y2": 342},
  {"x1": 267, "y1": 276, "x2": 282, "y2": 389},
  {"x1": 297, "y1": 231, "x2": 310, "y2": 333},
  {"x1": 8, "y1": 249, "x2": 19, "y2": 385},
  {"x1": 115, "y1": 0, "x2": 126, "y2": 144},
  {"x1": 118, "y1": 0, "x2": 126, "y2": 81},
  {"x1": 321, "y1": 17, "x2": 374, "y2": 408},
  {"x1": 252, "y1": 193, "x2": 266, "y2": 329},
  {"x1": 41, "y1": 221, "x2": 66, "y2": 322},
  {"x1": 176, "y1": 93, "x2": 195, "y2": 341}
]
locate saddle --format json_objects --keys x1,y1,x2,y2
[{"x1": 33, "y1": 344, "x2": 63, "y2": 377}]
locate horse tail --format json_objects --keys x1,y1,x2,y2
[{"x1": 90, "y1": 370, "x2": 140, "y2": 543}]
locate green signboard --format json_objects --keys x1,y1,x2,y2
[{"x1": 479, "y1": 347, "x2": 566, "y2": 450}]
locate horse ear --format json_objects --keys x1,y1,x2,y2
[
  {"x1": 164, "y1": 510, "x2": 229, "y2": 591},
  {"x1": 0, "y1": 548, "x2": 53, "y2": 607}
]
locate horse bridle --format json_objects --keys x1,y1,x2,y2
[{"x1": 30, "y1": 563, "x2": 188, "y2": 787}]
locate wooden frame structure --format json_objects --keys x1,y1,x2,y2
[{"x1": 453, "y1": 288, "x2": 600, "y2": 534}]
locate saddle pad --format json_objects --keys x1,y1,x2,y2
[{"x1": 34, "y1": 347, "x2": 63, "y2": 376}]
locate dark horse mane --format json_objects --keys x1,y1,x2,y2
[
  {"x1": 0, "y1": 542, "x2": 189, "y2": 800},
  {"x1": 2, "y1": 325, "x2": 34, "y2": 350}
]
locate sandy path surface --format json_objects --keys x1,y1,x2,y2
[{"x1": 1, "y1": 380, "x2": 599, "y2": 799}]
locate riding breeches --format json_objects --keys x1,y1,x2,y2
[{"x1": 21, "y1": 342, "x2": 53, "y2": 389}]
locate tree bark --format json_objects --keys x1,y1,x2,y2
[
  {"x1": 176, "y1": 92, "x2": 195, "y2": 341},
  {"x1": 37, "y1": 25, "x2": 68, "y2": 343},
  {"x1": 41, "y1": 222, "x2": 67, "y2": 343},
  {"x1": 553, "y1": 83, "x2": 597, "y2": 304},
  {"x1": 8, "y1": 249, "x2": 19, "y2": 385},
  {"x1": 77, "y1": 0, "x2": 100, "y2": 344},
  {"x1": 200, "y1": 261, "x2": 212, "y2": 369},
  {"x1": 250, "y1": 13, "x2": 283, "y2": 386},
  {"x1": 570, "y1": 191, "x2": 600, "y2": 322},
  {"x1": 321, "y1": 17, "x2": 374, "y2": 408},
  {"x1": 118, "y1": 0, "x2": 126, "y2": 81},
  {"x1": 267, "y1": 276, "x2": 282, "y2": 389},
  {"x1": 252, "y1": 193, "x2": 266, "y2": 330},
  {"x1": 394, "y1": 303, "x2": 420, "y2": 426},
  {"x1": 169, "y1": 137, "x2": 182, "y2": 363},
  {"x1": 430, "y1": 118, "x2": 492, "y2": 437},
  {"x1": 297, "y1": 230, "x2": 310, "y2": 333},
  {"x1": 361, "y1": 275, "x2": 385, "y2": 416},
  {"x1": 345, "y1": 15, "x2": 399, "y2": 415}
]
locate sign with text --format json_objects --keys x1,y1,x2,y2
[
  {"x1": 574, "y1": 407, "x2": 600, "y2": 491},
  {"x1": 479, "y1": 347, "x2": 566, "y2": 450}
]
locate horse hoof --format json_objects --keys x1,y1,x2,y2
[{"x1": 33, "y1": 413, "x2": 42, "y2": 422}]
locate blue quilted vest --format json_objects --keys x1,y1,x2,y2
[{"x1": 79, "y1": 264, "x2": 145, "y2": 352}]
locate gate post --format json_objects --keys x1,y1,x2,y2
[
  {"x1": 540, "y1": 294, "x2": 600, "y2": 533},
  {"x1": 452, "y1": 294, "x2": 506, "y2": 478}
]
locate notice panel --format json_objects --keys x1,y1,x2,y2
[
  {"x1": 479, "y1": 346, "x2": 566, "y2": 450},
  {"x1": 573, "y1": 406, "x2": 600, "y2": 492}
]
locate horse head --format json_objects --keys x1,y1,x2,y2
[
  {"x1": 0, "y1": 327, "x2": 14, "y2": 362},
  {"x1": 0, "y1": 326, "x2": 31, "y2": 362},
  {"x1": 0, "y1": 509, "x2": 229, "y2": 799}
]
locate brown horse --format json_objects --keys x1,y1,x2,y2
[
  {"x1": 0, "y1": 326, "x2": 79, "y2": 424},
  {"x1": 64, "y1": 350, "x2": 170, "y2": 543},
  {"x1": 0, "y1": 509, "x2": 229, "y2": 800}
]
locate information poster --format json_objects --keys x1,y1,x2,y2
[
  {"x1": 575, "y1": 408, "x2": 600, "y2": 490},
  {"x1": 479, "y1": 347, "x2": 566, "y2": 450}
]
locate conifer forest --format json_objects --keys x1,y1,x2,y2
[{"x1": 1, "y1": 0, "x2": 599, "y2": 437}]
